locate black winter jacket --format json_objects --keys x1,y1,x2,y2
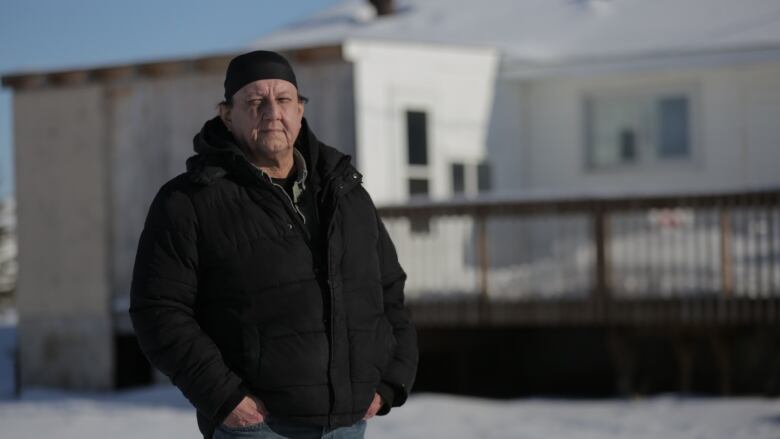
[{"x1": 129, "y1": 117, "x2": 418, "y2": 438}]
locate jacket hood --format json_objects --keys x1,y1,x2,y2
[{"x1": 193, "y1": 116, "x2": 246, "y2": 159}]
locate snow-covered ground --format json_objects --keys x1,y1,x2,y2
[
  {"x1": 0, "y1": 386, "x2": 778, "y2": 439},
  {"x1": 1, "y1": 310, "x2": 778, "y2": 438}
]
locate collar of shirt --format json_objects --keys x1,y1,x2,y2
[{"x1": 253, "y1": 148, "x2": 308, "y2": 204}]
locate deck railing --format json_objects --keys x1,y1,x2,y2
[{"x1": 378, "y1": 188, "x2": 780, "y2": 327}]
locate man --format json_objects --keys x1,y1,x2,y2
[{"x1": 130, "y1": 50, "x2": 418, "y2": 439}]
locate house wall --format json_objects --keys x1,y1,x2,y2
[
  {"x1": 485, "y1": 79, "x2": 528, "y2": 193},
  {"x1": 14, "y1": 85, "x2": 113, "y2": 390},
  {"x1": 506, "y1": 62, "x2": 780, "y2": 193},
  {"x1": 345, "y1": 40, "x2": 499, "y2": 205},
  {"x1": 293, "y1": 60, "x2": 356, "y2": 159},
  {"x1": 380, "y1": 57, "x2": 780, "y2": 301}
]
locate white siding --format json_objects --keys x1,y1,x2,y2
[
  {"x1": 507, "y1": 62, "x2": 780, "y2": 194},
  {"x1": 485, "y1": 79, "x2": 528, "y2": 193},
  {"x1": 345, "y1": 40, "x2": 499, "y2": 204}
]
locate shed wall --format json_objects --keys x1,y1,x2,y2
[{"x1": 14, "y1": 85, "x2": 112, "y2": 389}]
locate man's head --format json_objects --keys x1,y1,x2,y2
[{"x1": 219, "y1": 50, "x2": 307, "y2": 163}]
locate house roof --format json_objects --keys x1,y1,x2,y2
[
  {"x1": 252, "y1": 0, "x2": 780, "y2": 71},
  {"x1": 6, "y1": 0, "x2": 780, "y2": 89}
]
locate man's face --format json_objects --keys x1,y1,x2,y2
[{"x1": 221, "y1": 78, "x2": 304, "y2": 161}]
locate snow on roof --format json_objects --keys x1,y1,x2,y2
[{"x1": 252, "y1": 0, "x2": 780, "y2": 64}]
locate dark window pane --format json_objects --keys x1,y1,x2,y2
[
  {"x1": 658, "y1": 97, "x2": 689, "y2": 158},
  {"x1": 452, "y1": 163, "x2": 465, "y2": 194},
  {"x1": 409, "y1": 178, "x2": 429, "y2": 197},
  {"x1": 406, "y1": 111, "x2": 428, "y2": 165},
  {"x1": 619, "y1": 128, "x2": 637, "y2": 162},
  {"x1": 477, "y1": 162, "x2": 492, "y2": 193},
  {"x1": 410, "y1": 213, "x2": 430, "y2": 234},
  {"x1": 408, "y1": 179, "x2": 430, "y2": 233}
]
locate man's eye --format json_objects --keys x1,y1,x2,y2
[{"x1": 278, "y1": 98, "x2": 291, "y2": 103}]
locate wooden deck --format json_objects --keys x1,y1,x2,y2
[
  {"x1": 379, "y1": 187, "x2": 780, "y2": 329},
  {"x1": 381, "y1": 189, "x2": 780, "y2": 395}
]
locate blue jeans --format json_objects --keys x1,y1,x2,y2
[{"x1": 213, "y1": 416, "x2": 367, "y2": 439}]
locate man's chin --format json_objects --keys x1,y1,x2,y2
[{"x1": 252, "y1": 140, "x2": 291, "y2": 156}]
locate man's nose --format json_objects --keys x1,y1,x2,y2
[{"x1": 261, "y1": 100, "x2": 281, "y2": 120}]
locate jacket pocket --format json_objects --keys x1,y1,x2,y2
[{"x1": 378, "y1": 316, "x2": 397, "y2": 370}]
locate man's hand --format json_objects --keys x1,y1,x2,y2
[
  {"x1": 223, "y1": 394, "x2": 269, "y2": 428},
  {"x1": 363, "y1": 393, "x2": 383, "y2": 420}
]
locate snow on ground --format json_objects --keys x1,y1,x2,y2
[
  {"x1": 0, "y1": 387, "x2": 201, "y2": 438},
  {"x1": 0, "y1": 316, "x2": 778, "y2": 438},
  {"x1": 1, "y1": 386, "x2": 779, "y2": 439}
]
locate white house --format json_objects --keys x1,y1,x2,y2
[
  {"x1": 252, "y1": 0, "x2": 780, "y2": 203},
  {"x1": 249, "y1": 0, "x2": 780, "y2": 301}
]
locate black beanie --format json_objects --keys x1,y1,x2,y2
[{"x1": 223, "y1": 50, "x2": 298, "y2": 101}]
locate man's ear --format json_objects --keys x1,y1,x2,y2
[{"x1": 219, "y1": 103, "x2": 233, "y2": 132}]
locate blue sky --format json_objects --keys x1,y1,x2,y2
[{"x1": 0, "y1": 0, "x2": 342, "y2": 199}]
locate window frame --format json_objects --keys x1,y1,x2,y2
[
  {"x1": 406, "y1": 110, "x2": 429, "y2": 166},
  {"x1": 403, "y1": 107, "x2": 433, "y2": 200},
  {"x1": 449, "y1": 160, "x2": 492, "y2": 196},
  {"x1": 582, "y1": 83, "x2": 700, "y2": 172}
]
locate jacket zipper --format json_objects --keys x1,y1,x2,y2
[
  {"x1": 323, "y1": 165, "x2": 362, "y2": 423},
  {"x1": 269, "y1": 180, "x2": 306, "y2": 224}
]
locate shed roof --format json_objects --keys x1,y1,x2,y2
[{"x1": 6, "y1": 0, "x2": 780, "y2": 88}]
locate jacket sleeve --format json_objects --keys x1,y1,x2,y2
[
  {"x1": 375, "y1": 215, "x2": 419, "y2": 413},
  {"x1": 129, "y1": 185, "x2": 245, "y2": 424}
]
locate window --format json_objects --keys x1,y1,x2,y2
[
  {"x1": 408, "y1": 178, "x2": 430, "y2": 233},
  {"x1": 408, "y1": 178, "x2": 429, "y2": 197},
  {"x1": 406, "y1": 111, "x2": 428, "y2": 165},
  {"x1": 585, "y1": 90, "x2": 693, "y2": 168},
  {"x1": 452, "y1": 163, "x2": 465, "y2": 194},
  {"x1": 477, "y1": 162, "x2": 492, "y2": 193},
  {"x1": 406, "y1": 109, "x2": 431, "y2": 200},
  {"x1": 450, "y1": 161, "x2": 492, "y2": 196},
  {"x1": 658, "y1": 97, "x2": 690, "y2": 158}
]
